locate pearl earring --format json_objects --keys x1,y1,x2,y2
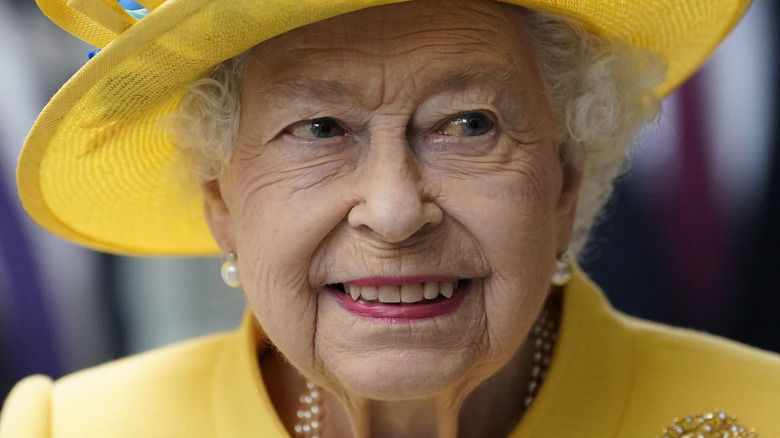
[
  {"x1": 551, "y1": 252, "x2": 572, "y2": 286},
  {"x1": 221, "y1": 252, "x2": 241, "y2": 288}
]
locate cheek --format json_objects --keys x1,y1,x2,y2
[
  {"x1": 440, "y1": 159, "x2": 559, "y2": 265},
  {"x1": 230, "y1": 163, "x2": 354, "y2": 368},
  {"x1": 231, "y1": 152, "x2": 353, "y2": 277},
  {"x1": 437, "y1": 162, "x2": 559, "y2": 349}
]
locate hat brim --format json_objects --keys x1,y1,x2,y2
[{"x1": 19, "y1": 0, "x2": 751, "y2": 255}]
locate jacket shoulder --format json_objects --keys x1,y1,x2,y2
[
  {"x1": 3, "y1": 332, "x2": 232, "y2": 438},
  {"x1": 624, "y1": 313, "x2": 780, "y2": 379},
  {"x1": 617, "y1": 313, "x2": 780, "y2": 436},
  {"x1": 0, "y1": 375, "x2": 53, "y2": 438}
]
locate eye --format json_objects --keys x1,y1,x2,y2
[
  {"x1": 286, "y1": 117, "x2": 345, "y2": 139},
  {"x1": 438, "y1": 111, "x2": 493, "y2": 137}
]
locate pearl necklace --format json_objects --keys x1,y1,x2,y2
[
  {"x1": 293, "y1": 307, "x2": 558, "y2": 438},
  {"x1": 294, "y1": 381, "x2": 322, "y2": 437},
  {"x1": 524, "y1": 305, "x2": 556, "y2": 409}
]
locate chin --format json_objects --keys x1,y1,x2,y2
[{"x1": 321, "y1": 348, "x2": 483, "y2": 401}]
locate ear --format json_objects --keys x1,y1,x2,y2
[
  {"x1": 202, "y1": 176, "x2": 236, "y2": 254},
  {"x1": 554, "y1": 139, "x2": 584, "y2": 254}
]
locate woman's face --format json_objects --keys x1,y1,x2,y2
[{"x1": 205, "y1": 0, "x2": 581, "y2": 400}]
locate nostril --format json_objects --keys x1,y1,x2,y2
[{"x1": 347, "y1": 199, "x2": 443, "y2": 244}]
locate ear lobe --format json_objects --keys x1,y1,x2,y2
[{"x1": 202, "y1": 178, "x2": 236, "y2": 253}]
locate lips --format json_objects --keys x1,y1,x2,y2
[{"x1": 327, "y1": 278, "x2": 471, "y2": 321}]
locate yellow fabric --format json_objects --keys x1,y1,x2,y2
[
  {"x1": 65, "y1": 0, "x2": 134, "y2": 35},
  {"x1": 3, "y1": 270, "x2": 780, "y2": 436},
  {"x1": 0, "y1": 376, "x2": 51, "y2": 438},
  {"x1": 18, "y1": 0, "x2": 751, "y2": 255}
]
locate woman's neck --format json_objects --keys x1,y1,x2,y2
[
  {"x1": 261, "y1": 336, "x2": 534, "y2": 438},
  {"x1": 260, "y1": 291, "x2": 560, "y2": 438}
]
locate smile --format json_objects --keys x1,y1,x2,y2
[
  {"x1": 337, "y1": 280, "x2": 461, "y2": 303},
  {"x1": 326, "y1": 278, "x2": 471, "y2": 322}
]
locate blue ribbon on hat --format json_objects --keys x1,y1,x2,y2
[{"x1": 117, "y1": 0, "x2": 149, "y2": 20}]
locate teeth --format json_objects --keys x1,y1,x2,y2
[
  {"x1": 440, "y1": 281, "x2": 454, "y2": 299},
  {"x1": 400, "y1": 283, "x2": 424, "y2": 303},
  {"x1": 423, "y1": 282, "x2": 439, "y2": 300},
  {"x1": 343, "y1": 281, "x2": 460, "y2": 303},
  {"x1": 361, "y1": 286, "x2": 378, "y2": 300},
  {"x1": 348, "y1": 285, "x2": 361, "y2": 300},
  {"x1": 378, "y1": 285, "x2": 401, "y2": 303}
]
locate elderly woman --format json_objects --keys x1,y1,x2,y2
[{"x1": 2, "y1": 0, "x2": 779, "y2": 436}]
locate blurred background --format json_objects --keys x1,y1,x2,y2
[{"x1": 1, "y1": 0, "x2": 778, "y2": 402}]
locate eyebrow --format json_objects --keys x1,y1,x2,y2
[
  {"x1": 260, "y1": 64, "x2": 519, "y2": 107},
  {"x1": 261, "y1": 77, "x2": 366, "y2": 106},
  {"x1": 416, "y1": 65, "x2": 516, "y2": 99}
]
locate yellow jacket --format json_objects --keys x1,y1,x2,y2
[{"x1": 3, "y1": 269, "x2": 780, "y2": 437}]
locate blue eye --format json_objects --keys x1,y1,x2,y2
[
  {"x1": 439, "y1": 112, "x2": 493, "y2": 137},
  {"x1": 287, "y1": 117, "x2": 345, "y2": 139}
]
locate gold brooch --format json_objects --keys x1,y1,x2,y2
[{"x1": 659, "y1": 411, "x2": 758, "y2": 437}]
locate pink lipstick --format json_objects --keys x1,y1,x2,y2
[{"x1": 328, "y1": 277, "x2": 470, "y2": 323}]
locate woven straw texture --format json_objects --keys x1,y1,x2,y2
[{"x1": 18, "y1": 0, "x2": 750, "y2": 255}]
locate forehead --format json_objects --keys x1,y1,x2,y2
[{"x1": 243, "y1": 0, "x2": 540, "y2": 101}]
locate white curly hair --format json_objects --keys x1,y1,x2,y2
[{"x1": 173, "y1": 6, "x2": 665, "y2": 257}]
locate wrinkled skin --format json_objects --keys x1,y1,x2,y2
[{"x1": 203, "y1": 0, "x2": 582, "y2": 436}]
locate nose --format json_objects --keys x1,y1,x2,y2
[{"x1": 347, "y1": 140, "x2": 443, "y2": 243}]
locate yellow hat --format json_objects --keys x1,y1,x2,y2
[{"x1": 19, "y1": 0, "x2": 751, "y2": 256}]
